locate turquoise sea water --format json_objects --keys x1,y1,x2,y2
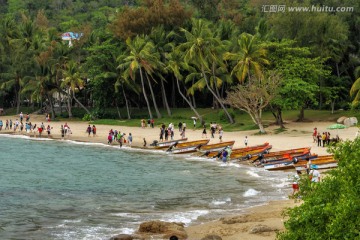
[{"x1": 0, "y1": 135, "x2": 290, "y2": 240}]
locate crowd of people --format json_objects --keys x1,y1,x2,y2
[
  {"x1": 312, "y1": 127, "x2": 340, "y2": 147},
  {"x1": 107, "y1": 129, "x2": 132, "y2": 147}
]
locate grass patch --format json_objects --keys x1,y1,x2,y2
[{"x1": 274, "y1": 128, "x2": 288, "y2": 134}]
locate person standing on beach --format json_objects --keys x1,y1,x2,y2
[
  {"x1": 92, "y1": 125, "x2": 96, "y2": 137},
  {"x1": 317, "y1": 133, "x2": 322, "y2": 147},
  {"x1": 47, "y1": 125, "x2": 51, "y2": 137},
  {"x1": 150, "y1": 119, "x2": 154, "y2": 128},
  {"x1": 0, "y1": 120, "x2": 3, "y2": 131},
  {"x1": 19, "y1": 112, "x2": 23, "y2": 123},
  {"x1": 159, "y1": 127, "x2": 164, "y2": 142},
  {"x1": 143, "y1": 138, "x2": 147, "y2": 147},
  {"x1": 86, "y1": 125, "x2": 92, "y2": 136},
  {"x1": 313, "y1": 127, "x2": 317, "y2": 143},
  {"x1": 127, "y1": 133, "x2": 133, "y2": 147},
  {"x1": 9, "y1": 119, "x2": 12, "y2": 129},
  {"x1": 244, "y1": 136, "x2": 248, "y2": 146},
  {"x1": 60, "y1": 125, "x2": 65, "y2": 139},
  {"x1": 193, "y1": 118, "x2": 197, "y2": 130},
  {"x1": 210, "y1": 122, "x2": 215, "y2": 138},
  {"x1": 292, "y1": 170, "x2": 301, "y2": 196},
  {"x1": 219, "y1": 128, "x2": 223, "y2": 142},
  {"x1": 5, "y1": 119, "x2": 9, "y2": 130},
  {"x1": 202, "y1": 124, "x2": 207, "y2": 138},
  {"x1": 309, "y1": 167, "x2": 321, "y2": 183},
  {"x1": 178, "y1": 122, "x2": 182, "y2": 132}
]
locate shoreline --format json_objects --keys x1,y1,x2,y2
[{"x1": 0, "y1": 115, "x2": 356, "y2": 239}]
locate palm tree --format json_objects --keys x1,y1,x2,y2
[
  {"x1": 350, "y1": 66, "x2": 360, "y2": 106},
  {"x1": 149, "y1": 26, "x2": 174, "y2": 116},
  {"x1": 61, "y1": 60, "x2": 92, "y2": 117},
  {"x1": 178, "y1": 19, "x2": 234, "y2": 123},
  {"x1": 224, "y1": 33, "x2": 269, "y2": 83},
  {"x1": 166, "y1": 50, "x2": 202, "y2": 122},
  {"x1": 118, "y1": 36, "x2": 161, "y2": 119}
]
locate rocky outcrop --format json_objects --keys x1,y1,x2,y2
[
  {"x1": 109, "y1": 234, "x2": 135, "y2": 240},
  {"x1": 137, "y1": 221, "x2": 187, "y2": 239},
  {"x1": 200, "y1": 234, "x2": 223, "y2": 240},
  {"x1": 249, "y1": 224, "x2": 278, "y2": 234}
]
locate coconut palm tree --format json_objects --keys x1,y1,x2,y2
[
  {"x1": 166, "y1": 50, "x2": 202, "y2": 122},
  {"x1": 350, "y1": 66, "x2": 360, "y2": 106},
  {"x1": 118, "y1": 36, "x2": 161, "y2": 119},
  {"x1": 178, "y1": 19, "x2": 235, "y2": 123},
  {"x1": 224, "y1": 33, "x2": 269, "y2": 83},
  {"x1": 61, "y1": 60, "x2": 92, "y2": 117}
]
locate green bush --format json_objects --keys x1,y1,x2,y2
[
  {"x1": 218, "y1": 108, "x2": 235, "y2": 121},
  {"x1": 277, "y1": 138, "x2": 360, "y2": 240}
]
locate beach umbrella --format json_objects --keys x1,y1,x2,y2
[
  {"x1": 327, "y1": 123, "x2": 347, "y2": 135},
  {"x1": 327, "y1": 123, "x2": 346, "y2": 130}
]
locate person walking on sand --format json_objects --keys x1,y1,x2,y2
[
  {"x1": 127, "y1": 133, "x2": 133, "y2": 147},
  {"x1": 193, "y1": 118, "x2": 197, "y2": 130},
  {"x1": 244, "y1": 136, "x2": 248, "y2": 147},
  {"x1": 46, "y1": 125, "x2": 52, "y2": 137},
  {"x1": 219, "y1": 128, "x2": 223, "y2": 142},
  {"x1": 92, "y1": 125, "x2": 96, "y2": 137},
  {"x1": 313, "y1": 127, "x2": 317, "y2": 143},
  {"x1": 60, "y1": 125, "x2": 65, "y2": 139},
  {"x1": 143, "y1": 138, "x2": 147, "y2": 147},
  {"x1": 86, "y1": 125, "x2": 92, "y2": 136},
  {"x1": 202, "y1": 124, "x2": 207, "y2": 138}
]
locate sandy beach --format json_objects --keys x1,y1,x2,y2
[{"x1": 0, "y1": 113, "x2": 357, "y2": 240}]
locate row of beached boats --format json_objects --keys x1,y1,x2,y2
[{"x1": 149, "y1": 138, "x2": 338, "y2": 171}]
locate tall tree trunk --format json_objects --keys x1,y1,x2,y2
[
  {"x1": 160, "y1": 78, "x2": 171, "y2": 116},
  {"x1": 271, "y1": 107, "x2": 285, "y2": 128},
  {"x1": 145, "y1": 73, "x2": 161, "y2": 118},
  {"x1": 176, "y1": 77, "x2": 202, "y2": 122},
  {"x1": 171, "y1": 76, "x2": 176, "y2": 107},
  {"x1": 201, "y1": 66, "x2": 234, "y2": 124},
  {"x1": 255, "y1": 114, "x2": 266, "y2": 134},
  {"x1": 16, "y1": 83, "x2": 21, "y2": 114},
  {"x1": 72, "y1": 91, "x2": 92, "y2": 117},
  {"x1": 139, "y1": 68, "x2": 153, "y2": 119},
  {"x1": 67, "y1": 95, "x2": 73, "y2": 118},
  {"x1": 115, "y1": 100, "x2": 122, "y2": 119},
  {"x1": 46, "y1": 93, "x2": 56, "y2": 120},
  {"x1": 298, "y1": 107, "x2": 305, "y2": 122},
  {"x1": 122, "y1": 86, "x2": 131, "y2": 119}
]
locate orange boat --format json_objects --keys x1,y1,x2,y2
[
  {"x1": 150, "y1": 138, "x2": 188, "y2": 149},
  {"x1": 205, "y1": 142, "x2": 270, "y2": 158},
  {"x1": 229, "y1": 145, "x2": 273, "y2": 161},
  {"x1": 166, "y1": 139, "x2": 210, "y2": 154}
]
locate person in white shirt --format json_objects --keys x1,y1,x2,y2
[{"x1": 310, "y1": 167, "x2": 321, "y2": 183}]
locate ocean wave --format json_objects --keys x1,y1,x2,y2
[
  {"x1": 243, "y1": 188, "x2": 261, "y2": 197},
  {"x1": 0, "y1": 133, "x2": 53, "y2": 141},
  {"x1": 246, "y1": 170, "x2": 260, "y2": 178},
  {"x1": 210, "y1": 197, "x2": 231, "y2": 206},
  {"x1": 160, "y1": 210, "x2": 209, "y2": 225}
]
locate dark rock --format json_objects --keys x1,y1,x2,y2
[
  {"x1": 200, "y1": 234, "x2": 223, "y2": 240},
  {"x1": 249, "y1": 224, "x2": 277, "y2": 234},
  {"x1": 109, "y1": 234, "x2": 134, "y2": 240},
  {"x1": 137, "y1": 221, "x2": 187, "y2": 239}
]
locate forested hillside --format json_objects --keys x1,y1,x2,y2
[{"x1": 0, "y1": 0, "x2": 359, "y2": 128}]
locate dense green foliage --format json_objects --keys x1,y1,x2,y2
[
  {"x1": 0, "y1": 0, "x2": 359, "y2": 127},
  {"x1": 277, "y1": 138, "x2": 360, "y2": 240}
]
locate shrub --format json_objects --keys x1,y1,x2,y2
[{"x1": 218, "y1": 108, "x2": 235, "y2": 122}]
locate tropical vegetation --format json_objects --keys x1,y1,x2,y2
[{"x1": 0, "y1": 0, "x2": 359, "y2": 134}]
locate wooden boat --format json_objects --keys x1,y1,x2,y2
[
  {"x1": 295, "y1": 162, "x2": 338, "y2": 171},
  {"x1": 294, "y1": 155, "x2": 336, "y2": 171},
  {"x1": 192, "y1": 141, "x2": 235, "y2": 157},
  {"x1": 255, "y1": 150, "x2": 312, "y2": 166},
  {"x1": 230, "y1": 145, "x2": 273, "y2": 161},
  {"x1": 252, "y1": 147, "x2": 311, "y2": 163},
  {"x1": 150, "y1": 138, "x2": 188, "y2": 149},
  {"x1": 264, "y1": 154, "x2": 336, "y2": 171},
  {"x1": 263, "y1": 153, "x2": 315, "y2": 171},
  {"x1": 166, "y1": 139, "x2": 210, "y2": 154},
  {"x1": 204, "y1": 142, "x2": 270, "y2": 158}
]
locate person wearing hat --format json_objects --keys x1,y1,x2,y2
[{"x1": 309, "y1": 166, "x2": 321, "y2": 183}]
